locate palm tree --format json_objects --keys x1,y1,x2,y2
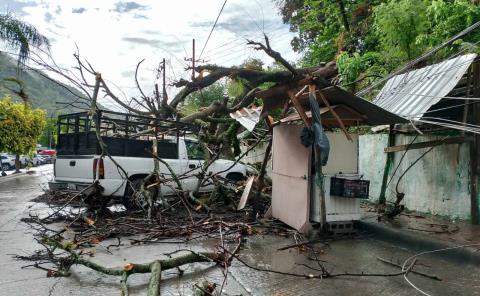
[
  {"x1": 0, "y1": 13, "x2": 49, "y2": 65},
  {"x1": 0, "y1": 13, "x2": 49, "y2": 174}
]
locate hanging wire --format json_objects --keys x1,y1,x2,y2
[
  {"x1": 198, "y1": 0, "x2": 228, "y2": 59},
  {"x1": 375, "y1": 57, "x2": 477, "y2": 106},
  {"x1": 385, "y1": 134, "x2": 419, "y2": 189}
]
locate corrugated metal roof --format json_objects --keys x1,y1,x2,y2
[
  {"x1": 229, "y1": 107, "x2": 262, "y2": 132},
  {"x1": 373, "y1": 53, "x2": 477, "y2": 120}
]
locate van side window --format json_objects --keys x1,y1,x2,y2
[
  {"x1": 157, "y1": 141, "x2": 179, "y2": 159},
  {"x1": 185, "y1": 141, "x2": 204, "y2": 160}
]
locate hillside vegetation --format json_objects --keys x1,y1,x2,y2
[{"x1": 0, "y1": 53, "x2": 86, "y2": 115}]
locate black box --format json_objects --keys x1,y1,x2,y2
[{"x1": 330, "y1": 177, "x2": 369, "y2": 199}]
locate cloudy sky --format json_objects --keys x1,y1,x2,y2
[{"x1": 1, "y1": 0, "x2": 297, "y2": 108}]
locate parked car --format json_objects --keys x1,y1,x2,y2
[
  {"x1": 49, "y1": 111, "x2": 247, "y2": 209},
  {"x1": 29, "y1": 154, "x2": 43, "y2": 166},
  {"x1": 38, "y1": 149, "x2": 56, "y2": 163},
  {"x1": 50, "y1": 137, "x2": 246, "y2": 208},
  {"x1": 37, "y1": 155, "x2": 47, "y2": 164},
  {"x1": 0, "y1": 154, "x2": 28, "y2": 170},
  {"x1": 0, "y1": 155, "x2": 15, "y2": 171}
]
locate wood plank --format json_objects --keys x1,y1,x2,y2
[
  {"x1": 315, "y1": 86, "x2": 353, "y2": 141},
  {"x1": 384, "y1": 136, "x2": 472, "y2": 153},
  {"x1": 287, "y1": 90, "x2": 311, "y2": 128},
  {"x1": 265, "y1": 115, "x2": 274, "y2": 130}
]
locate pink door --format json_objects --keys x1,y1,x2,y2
[{"x1": 271, "y1": 124, "x2": 312, "y2": 233}]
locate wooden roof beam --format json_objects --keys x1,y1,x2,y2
[{"x1": 313, "y1": 85, "x2": 353, "y2": 141}]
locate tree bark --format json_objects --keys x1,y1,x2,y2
[
  {"x1": 336, "y1": 0, "x2": 350, "y2": 31},
  {"x1": 15, "y1": 154, "x2": 20, "y2": 173}
]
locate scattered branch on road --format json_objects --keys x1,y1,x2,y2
[{"x1": 41, "y1": 236, "x2": 226, "y2": 296}]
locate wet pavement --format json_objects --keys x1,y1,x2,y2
[
  {"x1": 0, "y1": 167, "x2": 479, "y2": 295},
  {"x1": 363, "y1": 205, "x2": 480, "y2": 247}
]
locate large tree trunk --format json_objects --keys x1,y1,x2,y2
[
  {"x1": 15, "y1": 154, "x2": 21, "y2": 173},
  {"x1": 337, "y1": 0, "x2": 350, "y2": 32}
]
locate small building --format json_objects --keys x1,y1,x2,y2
[{"x1": 256, "y1": 78, "x2": 406, "y2": 234}]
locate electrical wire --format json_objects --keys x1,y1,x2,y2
[
  {"x1": 202, "y1": 28, "x2": 286, "y2": 63},
  {"x1": 380, "y1": 90, "x2": 480, "y2": 102},
  {"x1": 401, "y1": 243, "x2": 480, "y2": 296},
  {"x1": 407, "y1": 101, "x2": 480, "y2": 118},
  {"x1": 385, "y1": 134, "x2": 419, "y2": 190},
  {"x1": 416, "y1": 118, "x2": 480, "y2": 134},
  {"x1": 198, "y1": 0, "x2": 228, "y2": 59},
  {"x1": 375, "y1": 57, "x2": 477, "y2": 109},
  {"x1": 395, "y1": 136, "x2": 449, "y2": 195},
  {"x1": 200, "y1": 24, "x2": 286, "y2": 59}
]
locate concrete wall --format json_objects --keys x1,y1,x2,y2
[{"x1": 359, "y1": 134, "x2": 472, "y2": 220}]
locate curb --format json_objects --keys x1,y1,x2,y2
[
  {"x1": 0, "y1": 171, "x2": 29, "y2": 182},
  {"x1": 357, "y1": 220, "x2": 480, "y2": 266}
]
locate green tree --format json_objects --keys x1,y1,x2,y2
[
  {"x1": 0, "y1": 96, "x2": 46, "y2": 172},
  {"x1": 420, "y1": 0, "x2": 480, "y2": 61},
  {"x1": 0, "y1": 13, "x2": 49, "y2": 65},
  {"x1": 38, "y1": 117, "x2": 56, "y2": 148},
  {"x1": 240, "y1": 58, "x2": 264, "y2": 70},
  {"x1": 276, "y1": 0, "x2": 384, "y2": 65},
  {"x1": 181, "y1": 83, "x2": 226, "y2": 116},
  {"x1": 374, "y1": 0, "x2": 429, "y2": 61},
  {"x1": 276, "y1": 0, "x2": 480, "y2": 96}
]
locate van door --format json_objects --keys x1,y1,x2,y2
[
  {"x1": 156, "y1": 140, "x2": 184, "y2": 195},
  {"x1": 183, "y1": 140, "x2": 210, "y2": 192}
]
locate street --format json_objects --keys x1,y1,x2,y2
[{"x1": 0, "y1": 166, "x2": 479, "y2": 295}]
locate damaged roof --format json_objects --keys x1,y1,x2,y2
[
  {"x1": 373, "y1": 53, "x2": 477, "y2": 120},
  {"x1": 257, "y1": 79, "x2": 407, "y2": 126},
  {"x1": 229, "y1": 107, "x2": 262, "y2": 132}
]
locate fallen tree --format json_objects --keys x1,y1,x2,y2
[
  {"x1": 42, "y1": 237, "x2": 227, "y2": 296},
  {"x1": 23, "y1": 34, "x2": 338, "y2": 219}
]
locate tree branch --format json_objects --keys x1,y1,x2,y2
[{"x1": 247, "y1": 34, "x2": 298, "y2": 77}]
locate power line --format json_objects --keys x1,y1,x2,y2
[
  {"x1": 374, "y1": 58, "x2": 478, "y2": 111},
  {"x1": 202, "y1": 29, "x2": 285, "y2": 61},
  {"x1": 199, "y1": 0, "x2": 228, "y2": 59}
]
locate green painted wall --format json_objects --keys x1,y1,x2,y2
[{"x1": 359, "y1": 134, "x2": 475, "y2": 221}]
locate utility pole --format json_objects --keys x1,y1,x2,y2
[
  {"x1": 192, "y1": 39, "x2": 195, "y2": 80},
  {"x1": 162, "y1": 58, "x2": 167, "y2": 105},
  {"x1": 155, "y1": 58, "x2": 168, "y2": 105},
  {"x1": 184, "y1": 39, "x2": 205, "y2": 81},
  {"x1": 184, "y1": 39, "x2": 196, "y2": 80}
]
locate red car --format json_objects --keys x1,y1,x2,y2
[
  {"x1": 38, "y1": 149, "x2": 56, "y2": 163},
  {"x1": 39, "y1": 149, "x2": 56, "y2": 156}
]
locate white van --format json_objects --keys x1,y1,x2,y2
[{"x1": 49, "y1": 111, "x2": 247, "y2": 208}]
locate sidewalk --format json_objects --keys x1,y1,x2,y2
[
  {"x1": 0, "y1": 164, "x2": 53, "y2": 182},
  {"x1": 358, "y1": 205, "x2": 480, "y2": 265}
]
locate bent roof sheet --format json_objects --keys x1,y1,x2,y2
[
  {"x1": 258, "y1": 83, "x2": 407, "y2": 126},
  {"x1": 373, "y1": 54, "x2": 477, "y2": 120}
]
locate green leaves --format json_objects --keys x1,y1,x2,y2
[
  {"x1": 278, "y1": 0, "x2": 480, "y2": 94},
  {"x1": 336, "y1": 51, "x2": 384, "y2": 93},
  {"x1": 374, "y1": 0, "x2": 429, "y2": 60},
  {"x1": 0, "y1": 13, "x2": 49, "y2": 66},
  {"x1": 0, "y1": 96, "x2": 46, "y2": 155},
  {"x1": 181, "y1": 83, "x2": 226, "y2": 116}
]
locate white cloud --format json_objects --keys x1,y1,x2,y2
[{"x1": 3, "y1": 0, "x2": 297, "y2": 107}]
